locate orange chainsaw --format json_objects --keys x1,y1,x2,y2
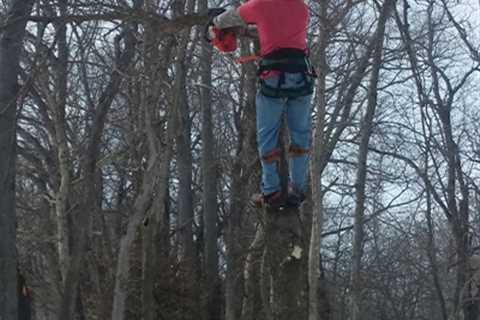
[{"x1": 205, "y1": 8, "x2": 238, "y2": 53}]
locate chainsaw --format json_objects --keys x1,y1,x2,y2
[{"x1": 204, "y1": 8, "x2": 238, "y2": 53}]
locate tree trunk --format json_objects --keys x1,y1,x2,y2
[
  {"x1": 59, "y1": 25, "x2": 137, "y2": 320},
  {"x1": 170, "y1": 0, "x2": 196, "y2": 267},
  {"x1": 174, "y1": 39, "x2": 195, "y2": 264},
  {"x1": 17, "y1": 272, "x2": 32, "y2": 320},
  {"x1": 141, "y1": 3, "x2": 159, "y2": 319},
  {"x1": 308, "y1": 0, "x2": 329, "y2": 318},
  {"x1": 109, "y1": 17, "x2": 175, "y2": 320},
  {"x1": 421, "y1": 109, "x2": 448, "y2": 320},
  {"x1": 198, "y1": 0, "x2": 220, "y2": 318},
  {"x1": 0, "y1": 1, "x2": 34, "y2": 319},
  {"x1": 53, "y1": 0, "x2": 72, "y2": 283},
  {"x1": 308, "y1": 0, "x2": 395, "y2": 316},
  {"x1": 226, "y1": 33, "x2": 259, "y2": 320},
  {"x1": 242, "y1": 226, "x2": 265, "y2": 320},
  {"x1": 350, "y1": 1, "x2": 390, "y2": 318},
  {"x1": 141, "y1": 1, "x2": 174, "y2": 318},
  {"x1": 262, "y1": 206, "x2": 305, "y2": 320},
  {"x1": 425, "y1": 180, "x2": 448, "y2": 320},
  {"x1": 111, "y1": 107, "x2": 175, "y2": 320}
]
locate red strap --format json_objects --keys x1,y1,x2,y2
[
  {"x1": 288, "y1": 145, "x2": 309, "y2": 157},
  {"x1": 233, "y1": 54, "x2": 258, "y2": 64},
  {"x1": 261, "y1": 148, "x2": 281, "y2": 163}
]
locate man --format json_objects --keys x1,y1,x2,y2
[{"x1": 211, "y1": 0, "x2": 314, "y2": 208}]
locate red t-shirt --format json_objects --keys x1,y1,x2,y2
[{"x1": 238, "y1": 0, "x2": 308, "y2": 56}]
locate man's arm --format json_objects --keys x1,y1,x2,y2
[{"x1": 213, "y1": 8, "x2": 247, "y2": 29}]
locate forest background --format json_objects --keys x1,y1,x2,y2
[{"x1": 1, "y1": 0, "x2": 480, "y2": 319}]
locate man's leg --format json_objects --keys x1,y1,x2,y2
[
  {"x1": 286, "y1": 94, "x2": 312, "y2": 193},
  {"x1": 256, "y1": 91, "x2": 285, "y2": 195}
]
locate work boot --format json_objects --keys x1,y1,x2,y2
[
  {"x1": 286, "y1": 183, "x2": 306, "y2": 208},
  {"x1": 251, "y1": 191, "x2": 284, "y2": 209}
]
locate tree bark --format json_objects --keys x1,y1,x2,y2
[
  {"x1": 242, "y1": 225, "x2": 265, "y2": 320},
  {"x1": 141, "y1": 1, "x2": 174, "y2": 319},
  {"x1": 110, "y1": 5, "x2": 176, "y2": 319},
  {"x1": 17, "y1": 272, "x2": 32, "y2": 320},
  {"x1": 198, "y1": 0, "x2": 220, "y2": 318},
  {"x1": 175, "y1": 76, "x2": 195, "y2": 261},
  {"x1": 263, "y1": 207, "x2": 305, "y2": 320},
  {"x1": 308, "y1": 0, "x2": 329, "y2": 318},
  {"x1": 225, "y1": 30, "x2": 259, "y2": 320},
  {"x1": 111, "y1": 100, "x2": 175, "y2": 320},
  {"x1": 0, "y1": 1, "x2": 34, "y2": 319},
  {"x1": 141, "y1": 2, "x2": 159, "y2": 320},
  {"x1": 173, "y1": 0, "x2": 195, "y2": 264},
  {"x1": 53, "y1": 0, "x2": 72, "y2": 284}
]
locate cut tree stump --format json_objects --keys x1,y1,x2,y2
[{"x1": 260, "y1": 205, "x2": 306, "y2": 320}]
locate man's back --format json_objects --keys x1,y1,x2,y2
[{"x1": 238, "y1": 0, "x2": 308, "y2": 55}]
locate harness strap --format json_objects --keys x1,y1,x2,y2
[
  {"x1": 261, "y1": 148, "x2": 282, "y2": 163},
  {"x1": 258, "y1": 48, "x2": 310, "y2": 75},
  {"x1": 257, "y1": 48, "x2": 316, "y2": 98},
  {"x1": 288, "y1": 144, "x2": 309, "y2": 157},
  {"x1": 259, "y1": 77, "x2": 314, "y2": 98},
  {"x1": 233, "y1": 54, "x2": 259, "y2": 64}
]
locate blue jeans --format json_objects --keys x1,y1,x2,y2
[{"x1": 256, "y1": 72, "x2": 313, "y2": 194}]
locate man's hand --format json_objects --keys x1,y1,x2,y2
[
  {"x1": 207, "y1": 25, "x2": 216, "y2": 41},
  {"x1": 242, "y1": 24, "x2": 258, "y2": 38}
]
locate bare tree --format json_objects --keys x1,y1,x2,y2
[
  {"x1": 0, "y1": 1, "x2": 34, "y2": 319},
  {"x1": 7, "y1": 0, "x2": 480, "y2": 319},
  {"x1": 350, "y1": 1, "x2": 393, "y2": 318},
  {"x1": 59, "y1": 11, "x2": 137, "y2": 320},
  {"x1": 227, "y1": 36, "x2": 259, "y2": 320},
  {"x1": 174, "y1": 0, "x2": 196, "y2": 266},
  {"x1": 198, "y1": 1, "x2": 220, "y2": 319},
  {"x1": 393, "y1": 0, "x2": 480, "y2": 317},
  {"x1": 309, "y1": 0, "x2": 396, "y2": 318},
  {"x1": 52, "y1": 0, "x2": 72, "y2": 284}
]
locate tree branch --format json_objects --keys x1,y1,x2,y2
[{"x1": 1, "y1": 11, "x2": 209, "y2": 34}]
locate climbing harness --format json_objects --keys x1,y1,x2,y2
[{"x1": 257, "y1": 48, "x2": 317, "y2": 98}]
